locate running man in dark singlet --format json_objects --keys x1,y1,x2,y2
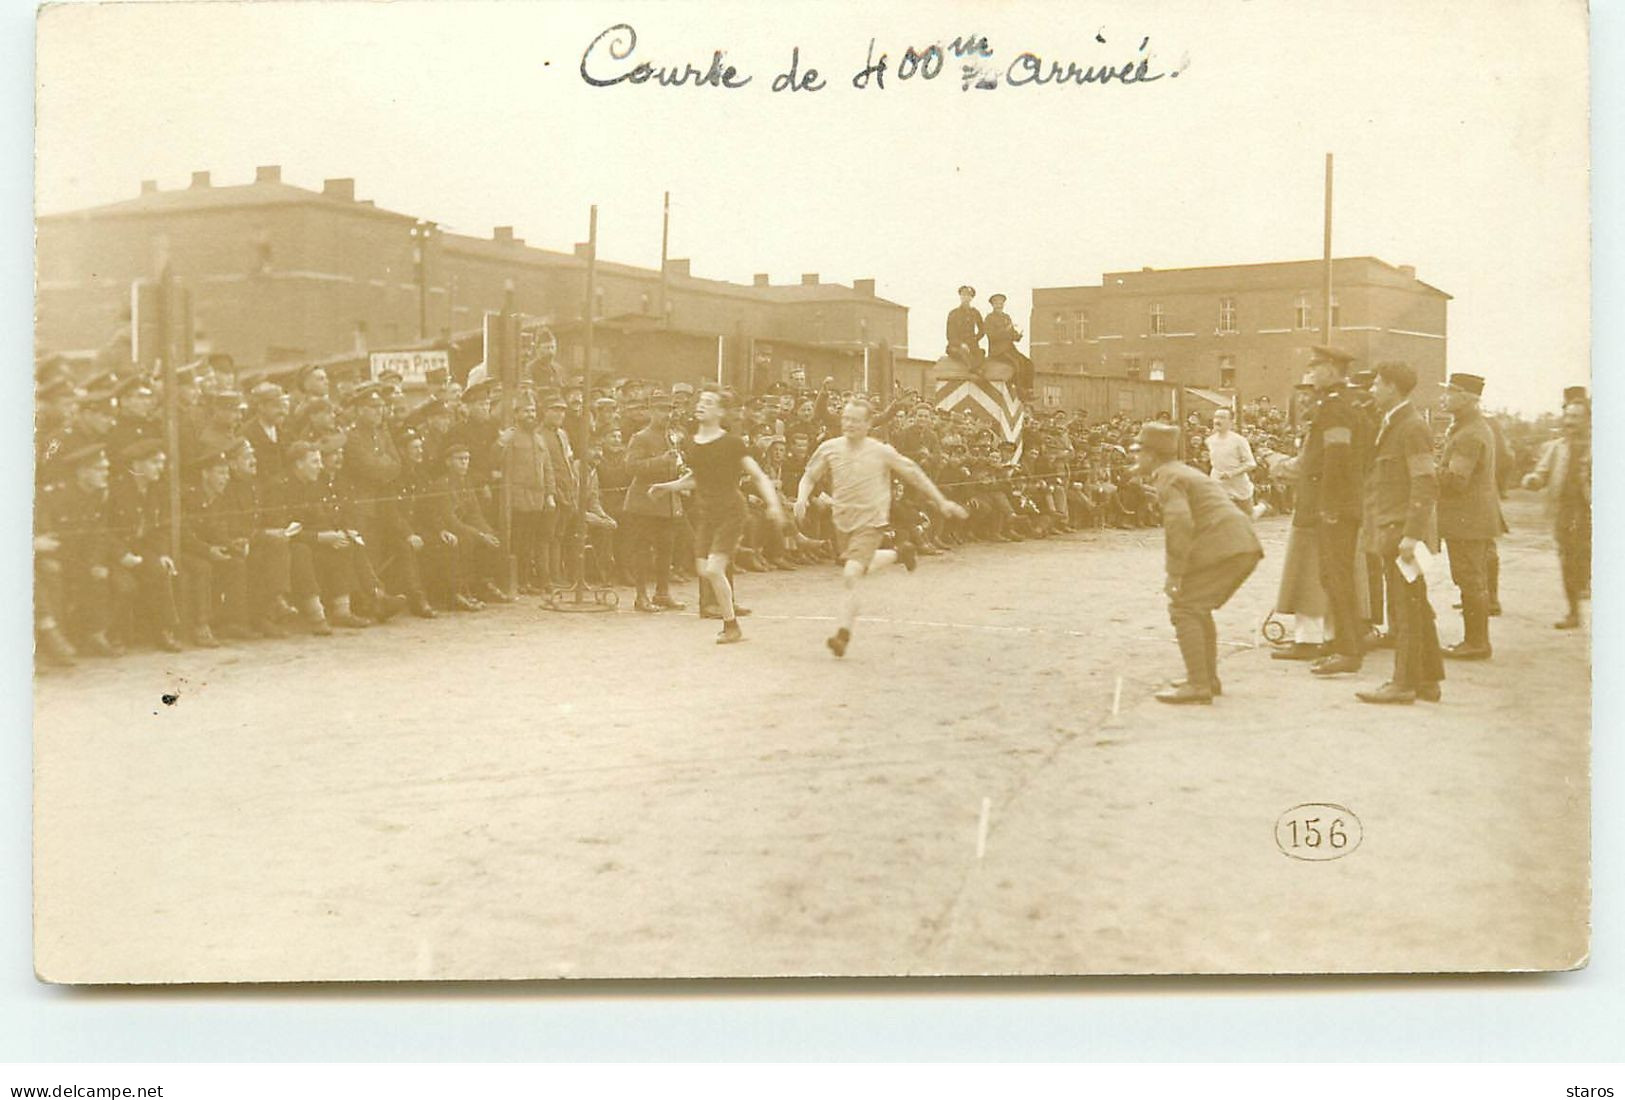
[{"x1": 649, "y1": 387, "x2": 786, "y2": 644}]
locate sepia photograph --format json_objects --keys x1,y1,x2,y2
[{"x1": 29, "y1": 0, "x2": 1591, "y2": 984}]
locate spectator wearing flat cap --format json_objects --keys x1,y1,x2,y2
[
  {"x1": 242, "y1": 383, "x2": 290, "y2": 487},
  {"x1": 1299, "y1": 344, "x2": 1372, "y2": 677},
  {"x1": 1133, "y1": 421, "x2": 1263, "y2": 704},
  {"x1": 105, "y1": 438, "x2": 183, "y2": 652},
  {"x1": 492, "y1": 400, "x2": 557, "y2": 594},
  {"x1": 194, "y1": 390, "x2": 246, "y2": 461},
  {"x1": 539, "y1": 393, "x2": 579, "y2": 587},
  {"x1": 342, "y1": 382, "x2": 405, "y2": 574},
  {"x1": 1522, "y1": 387, "x2": 1591, "y2": 629},
  {"x1": 1436, "y1": 372, "x2": 1500, "y2": 660}
]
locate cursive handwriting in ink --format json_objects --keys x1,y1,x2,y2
[
  {"x1": 771, "y1": 47, "x2": 827, "y2": 93},
  {"x1": 580, "y1": 23, "x2": 751, "y2": 89}
]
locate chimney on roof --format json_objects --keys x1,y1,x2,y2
[
  {"x1": 1399, "y1": 264, "x2": 1417, "y2": 279},
  {"x1": 753, "y1": 273, "x2": 770, "y2": 287},
  {"x1": 322, "y1": 178, "x2": 355, "y2": 202},
  {"x1": 853, "y1": 278, "x2": 876, "y2": 297},
  {"x1": 666, "y1": 258, "x2": 691, "y2": 279},
  {"x1": 255, "y1": 165, "x2": 281, "y2": 184},
  {"x1": 801, "y1": 273, "x2": 819, "y2": 286},
  {"x1": 190, "y1": 171, "x2": 211, "y2": 189},
  {"x1": 139, "y1": 179, "x2": 158, "y2": 195},
  {"x1": 573, "y1": 242, "x2": 592, "y2": 258},
  {"x1": 493, "y1": 226, "x2": 514, "y2": 243}
]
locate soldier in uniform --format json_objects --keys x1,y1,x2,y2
[
  {"x1": 539, "y1": 393, "x2": 579, "y2": 588},
  {"x1": 106, "y1": 378, "x2": 161, "y2": 457},
  {"x1": 622, "y1": 393, "x2": 688, "y2": 612},
  {"x1": 1355, "y1": 362, "x2": 1444, "y2": 704},
  {"x1": 1130, "y1": 422, "x2": 1264, "y2": 704},
  {"x1": 193, "y1": 390, "x2": 245, "y2": 460},
  {"x1": 342, "y1": 382, "x2": 405, "y2": 572},
  {"x1": 983, "y1": 293, "x2": 1033, "y2": 392},
  {"x1": 275, "y1": 440, "x2": 372, "y2": 634},
  {"x1": 1436, "y1": 372, "x2": 1499, "y2": 659},
  {"x1": 178, "y1": 450, "x2": 241, "y2": 647},
  {"x1": 105, "y1": 438, "x2": 183, "y2": 652},
  {"x1": 1298, "y1": 345, "x2": 1371, "y2": 677},
  {"x1": 221, "y1": 439, "x2": 295, "y2": 637},
  {"x1": 40, "y1": 443, "x2": 121, "y2": 657},
  {"x1": 1347, "y1": 369, "x2": 1387, "y2": 646},
  {"x1": 1523, "y1": 387, "x2": 1591, "y2": 629},
  {"x1": 945, "y1": 285, "x2": 984, "y2": 369}
]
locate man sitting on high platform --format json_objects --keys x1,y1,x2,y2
[
  {"x1": 945, "y1": 285, "x2": 984, "y2": 371},
  {"x1": 983, "y1": 292, "x2": 1033, "y2": 392}
]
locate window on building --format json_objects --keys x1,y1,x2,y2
[
  {"x1": 1078, "y1": 311, "x2": 1090, "y2": 340},
  {"x1": 1218, "y1": 297, "x2": 1237, "y2": 334},
  {"x1": 1330, "y1": 294, "x2": 1342, "y2": 329},
  {"x1": 1219, "y1": 356, "x2": 1236, "y2": 389},
  {"x1": 1054, "y1": 312, "x2": 1071, "y2": 344},
  {"x1": 1124, "y1": 355, "x2": 1143, "y2": 380},
  {"x1": 640, "y1": 292, "x2": 651, "y2": 314},
  {"x1": 1149, "y1": 303, "x2": 1165, "y2": 336},
  {"x1": 1149, "y1": 360, "x2": 1166, "y2": 382},
  {"x1": 1294, "y1": 293, "x2": 1313, "y2": 330},
  {"x1": 1043, "y1": 384, "x2": 1062, "y2": 408}
]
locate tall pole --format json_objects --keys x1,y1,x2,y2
[
  {"x1": 160, "y1": 272, "x2": 182, "y2": 563},
  {"x1": 659, "y1": 191, "x2": 670, "y2": 326},
  {"x1": 1322, "y1": 153, "x2": 1334, "y2": 346},
  {"x1": 573, "y1": 206, "x2": 598, "y2": 593},
  {"x1": 499, "y1": 281, "x2": 516, "y2": 596}
]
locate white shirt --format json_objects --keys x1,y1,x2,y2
[{"x1": 1205, "y1": 429, "x2": 1256, "y2": 501}]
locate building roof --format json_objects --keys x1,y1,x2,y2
[
  {"x1": 38, "y1": 177, "x2": 416, "y2": 224},
  {"x1": 1038, "y1": 256, "x2": 1452, "y2": 300}
]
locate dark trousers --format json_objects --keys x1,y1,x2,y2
[
  {"x1": 1556, "y1": 502, "x2": 1591, "y2": 607},
  {"x1": 246, "y1": 533, "x2": 292, "y2": 621},
  {"x1": 1381, "y1": 529, "x2": 1444, "y2": 690},
  {"x1": 1168, "y1": 550, "x2": 1262, "y2": 689},
  {"x1": 1446, "y1": 536, "x2": 1491, "y2": 647},
  {"x1": 624, "y1": 514, "x2": 675, "y2": 598},
  {"x1": 290, "y1": 542, "x2": 361, "y2": 603},
  {"x1": 112, "y1": 557, "x2": 180, "y2": 643},
  {"x1": 1364, "y1": 551, "x2": 1386, "y2": 629},
  {"x1": 1316, "y1": 517, "x2": 1363, "y2": 657}
]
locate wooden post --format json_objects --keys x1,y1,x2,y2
[
  {"x1": 659, "y1": 191, "x2": 670, "y2": 326},
  {"x1": 1322, "y1": 153, "x2": 1334, "y2": 346},
  {"x1": 498, "y1": 283, "x2": 517, "y2": 596}
]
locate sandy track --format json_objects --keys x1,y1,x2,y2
[{"x1": 33, "y1": 494, "x2": 1588, "y2": 981}]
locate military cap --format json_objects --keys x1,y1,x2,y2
[
  {"x1": 59, "y1": 442, "x2": 107, "y2": 470},
  {"x1": 394, "y1": 425, "x2": 420, "y2": 445},
  {"x1": 1350, "y1": 369, "x2": 1376, "y2": 389},
  {"x1": 444, "y1": 441, "x2": 472, "y2": 459},
  {"x1": 545, "y1": 393, "x2": 568, "y2": 410},
  {"x1": 1307, "y1": 344, "x2": 1354, "y2": 368},
  {"x1": 250, "y1": 381, "x2": 286, "y2": 404},
  {"x1": 425, "y1": 366, "x2": 450, "y2": 387},
  {"x1": 957, "y1": 285, "x2": 976, "y2": 296},
  {"x1": 406, "y1": 396, "x2": 444, "y2": 423},
  {"x1": 593, "y1": 396, "x2": 617, "y2": 410},
  {"x1": 210, "y1": 389, "x2": 245, "y2": 409},
  {"x1": 463, "y1": 378, "x2": 495, "y2": 402},
  {"x1": 989, "y1": 293, "x2": 1008, "y2": 305},
  {"x1": 376, "y1": 368, "x2": 405, "y2": 386},
  {"x1": 350, "y1": 381, "x2": 386, "y2": 405},
  {"x1": 1441, "y1": 373, "x2": 1485, "y2": 396},
  {"x1": 648, "y1": 392, "x2": 674, "y2": 409},
  {"x1": 1563, "y1": 385, "x2": 1589, "y2": 405},
  {"x1": 671, "y1": 382, "x2": 695, "y2": 396},
  {"x1": 1135, "y1": 422, "x2": 1182, "y2": 458},
  {"x1": 118, "y1": 438, "x2": 165, "y2": 463}
]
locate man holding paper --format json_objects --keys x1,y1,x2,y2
[{"x1": 1356, "y1": 362, "x2": 1444, "y2": 705}]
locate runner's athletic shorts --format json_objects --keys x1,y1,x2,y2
[
  {"x1": 835, "y1": 525, "x2": 885, "y2": 567},
  {"x1": 692, "y1": 496, "x2": 745, "y2": 559}
]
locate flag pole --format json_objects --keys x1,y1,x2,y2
[{"x1": 1322, "y1": 153, "x2": 1334, "y2": 346}]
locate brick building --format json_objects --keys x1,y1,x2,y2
[
  {"x1": 35, "y1": 166, "x2": 908, "y2": 390},
  {"x1": 1030, "y1": 258, "x2": 1450, "y2": 411}
]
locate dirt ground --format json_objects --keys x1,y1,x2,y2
[{"x1": 32, "y1": 493, "x2": 1590, "y2": 982}]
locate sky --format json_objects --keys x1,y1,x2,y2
[{"x1": 34, "y1": 0, "x2": 1590, "y2": 414}]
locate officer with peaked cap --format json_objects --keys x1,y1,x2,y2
[
  {"x1": 1299, "y1": 344, "x2": 1371, "y2": 677},
  {"x1": 106, "y1": 437, "x2": 184, "y2": 652},
  {"x1": 106, "y1": 376, "x2": 160, "y2": 457},
  {"x1": 1436, "y1": 372, "x2": 1500, "y2": 660},
  {"x1": 1132, "y1": 421, "x2": 1264, "y2": 703},
  {"x1": 40, "y1": 443, "x2": 122, "y2": 656},
  {"x1": 945, "y1": 285, "x2": 984, "y2": 368}
]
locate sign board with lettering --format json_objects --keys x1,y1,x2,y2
[{"x1": 369, "y1": 349, "x2": 449, "y2": 387}]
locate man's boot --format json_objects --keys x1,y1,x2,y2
[
  {"x1": 329, "y1": 595, "x2": 371, "y2": 629},
  {"x1": 1486, "y1": 548, "x2": 1502, "y2": 615},
  {"x1": 1445, "y1": 594, "x2": 1492, "y2": 659},
  {"x1": 1156, "y1": 614, "x2": 1213, "y2": 704}
]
